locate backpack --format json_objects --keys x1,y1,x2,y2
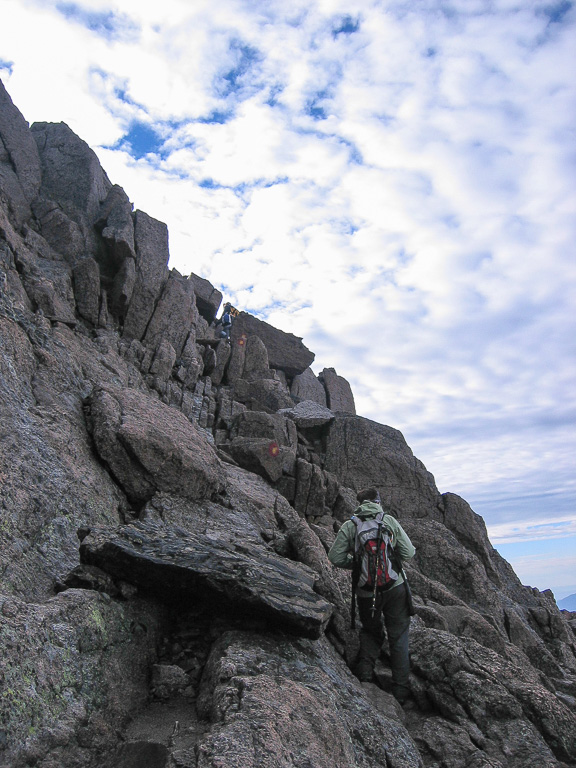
[{"x1": 352, "y1": 511, "x2": 399, "y2": 591}]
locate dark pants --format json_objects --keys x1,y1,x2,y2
[{"x1": 356, "y1": 582, "x2": 411, "y2": 702}]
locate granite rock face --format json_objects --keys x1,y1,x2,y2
[
  {"x1": 231, "y1": 311, "x2": 315, "y2": 377},
  {"x1": 1, "y1": 80, "x2": 575, "y2": 768}
]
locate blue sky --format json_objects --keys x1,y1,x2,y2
[{"x1": 1, "y1": 0, "x2": 575, "y2": 596}]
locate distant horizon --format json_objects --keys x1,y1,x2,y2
[{"x1": 1, "y1": 0, "x2": 574, "y2": 590}]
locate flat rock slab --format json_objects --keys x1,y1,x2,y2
[
  {"x1": 279, "y1": 400, "x2": 334, "y2": 428},
  {"x1": 80, "y1": 521, "x2": 333, "y2": 639}
]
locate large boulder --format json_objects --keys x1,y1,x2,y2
[
  {"x1": 319, "y1": 367, "x2": 355, "y2": 413},
  {"x1": 86, "y1": 385, "x2": 223, "y2": 505},
  {"x1": 80, "y1": 520, "x2": 333, "y2": 639},
  {"x1": 291, "y1": 366, "x2": 327, "y2": 406},
  {"x1": 231, "y1": 312, "x2": 314, "y2": 377},
  {"x1": 324, "y1": 414, "x2": 442, "y2": 519},
  {"x1": 226, "y1": 410, "x2": 297, "y2": 482},
  {"x1": 195, "y1": 631, "x2": 422, "y2": 768},
  {"x1": 233, "y1": 376, "x2": 294, "y2": 412}
]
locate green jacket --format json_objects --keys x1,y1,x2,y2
[{"x1": 327, "y1": 501, "x2": 416, "y2": 593}]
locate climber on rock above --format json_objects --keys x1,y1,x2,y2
[
  {"x1": 328, "y1": 487, "x2": 415, "y2": 704},
  {"x1": 216, "y1": 302, "x2": 234, "y2": 341}
]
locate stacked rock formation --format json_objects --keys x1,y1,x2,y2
[{"x1": 1, "y1": 79, "x2": 575, "y2": 768}]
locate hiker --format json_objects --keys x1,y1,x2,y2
[
  {"x1": 217, "y1": 303, "x2": 233, "y2": 340},
  {"x1": 328, "y1": 487, "x2": 416, "y2": 704}
]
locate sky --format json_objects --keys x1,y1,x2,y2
[{"x1": 1, "y1": 0, "x2": 575, "y2": 598}]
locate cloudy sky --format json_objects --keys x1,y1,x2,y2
[{"x1": 2, "y1": 0, "x2": 575, "y2": 596}]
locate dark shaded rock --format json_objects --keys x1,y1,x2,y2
[
  {"x1": 0, "y1": 80, "x2": 42, "y2": 226},
  {"x1": 291, "y1": 366, "x2": 327, "y2": 406},
  {"x1": 86, "y1": 385, "x2": 223, "y2": 506},
  {"x1": 0, "y1": 590, "x2": 160, "y2": 767},
  {"x1": 143, "y1": 270, "x2": 197, "y2": 358},
  {"x1": 122, "y1": 211, "x2": 169, "y2": 341},
  {"x1": 189, "y1": 273, "x2": 222, "y2": 323},
  {"x1": 73, "y1": 257, "x2": 101, "y2": 325},
  {"x1": 319, "y1": 366, "x2": 356, "y2": 413},
  {"x1": 232, "y1": 376, "x2": 293, "y2": 412},
  {"x1": 151, "y1": 664, "x2": 191, "y2": 700},
  {"x1": 96, "y1": 184, "x2": 136, "y2": 265},
  {"x1": 225, "y1": 331, "x2": 247, "y2": 383},
  {"x1": 80, "y1": 520, "x2": 333, "y2": 639},
  {"x1": 109, "y1": 255, "x2": 136, "y2": 319},
  {"x1": 57, "y1": 563, "x2": 120, "y2": 597},
  {"x1": 210, "y1": 340, "x2": 232, "y2": 386},
  {"x1": 231, "y1": 311, "x2": 314, "y2": 377},
  {"x1": 112, "y1": 740, "x2": 169, "y2": 768}
]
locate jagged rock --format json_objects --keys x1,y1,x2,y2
[
  {"x1": 279, "y1": 399, "x2": 334, "y2": 428},
  {"x1": 210, "y1": 340, "x2": 232, "y2": 386},
  {"x1": 410, "y1": 622, "x2": 576, "y2": 766},
  {"x1": 290, "y1": 366, "x2": 327, "y2": 406},
  {"x1": 73, "y1": 257, "x2": 101, "y2": 325},
  {"x1": 0, "y1": 80, "x2": 42, "y2": 226},
  {"x1": 109, "y1": 255, "x2": 136, "y2": 319},
  {"x1": 319, "y1": 366, "x2": 356, "y2": 413},
  {"x1": 31, "y1": 121, "x2": 111, "y2": 224},
  {"x1": 80, "y1": 520, "x2": 333, "y2": 639},
  {"x1": 151, "y1": 664, "x2": 191, "y2": 700},
  {"x1": 149, "y1": 338, "x2": 177, "y2": 383},
  {"x1": 86, "y1": 385, "x2": 223, "y2": 505},
  {"x1": 96, "y1": 184, "x2": 136, "y2": 265},
  {"x1": 122, "y1": 210, "x2": 170, "y2": 341},
  {"x1": 225, "y1": 330, "x2": 247, "y2": 383},
  {"x1": 56, "y1": 563, "x2": 120, "y2": 597},
  {"x1": 231, "y1": 311, "x2": 314, "y2": 377},
  {"x1": 294, "y1": 458, "x2": 328, "y2": 518},
  {"x1": 31, "y1": 121, "x2": 111, "y2": 259},
  {"x1": 202, "y1": 344, "x2": 216, "y2": 375},
  {"x1": 189, "y1": 272, "x2": 222, "y2": 323},
  {"x1": 143, "y1": 270, "x2": 197, "y2": 358}
]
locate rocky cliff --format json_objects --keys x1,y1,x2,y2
[{"x1": 1, "y1": 79, "x2": 575, "y2": 768}]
